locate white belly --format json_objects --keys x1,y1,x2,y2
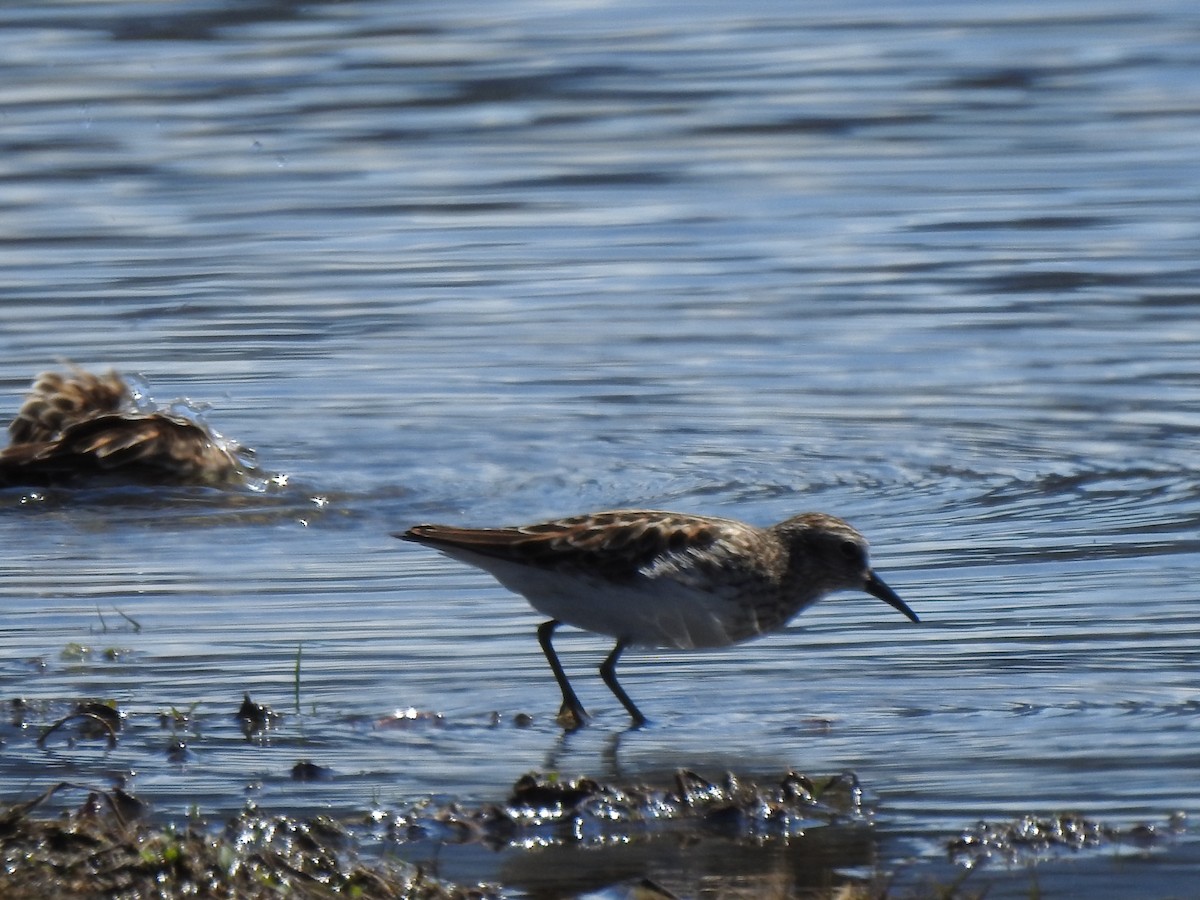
[{"x1": 481, "y1": 558, "x2": 753, "y2": 649}]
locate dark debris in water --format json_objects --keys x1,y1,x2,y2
[
  {"x1": 949, "y1": 810, "x2": 1187, "y2": 868},
  {"x1": 0, "y1": 783, "x2": 492, "y2": 900},
  {"x1": 387, "y1": 768, "x2": 865, "y2": 852},
  {"x1": 236, "y1": 692, "x2": 281, "y2": 736},
  {"x1": 36, "y1": 699, "x2": 123, "y2": 750},
  {"x1": 0, "y1": 770, "x2": 872, "y2": 899},
  {"x1": 15, "y1": 765, "x2": 1158, "y2": 899},
  {"x1": 378, "y1": 769, "x2": 888, "y2": 900},
  {"x1": 292, "y1": 759, "x2": 335, "y2": 782}
]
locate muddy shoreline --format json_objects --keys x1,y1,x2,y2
[{"x1": 1, "y1": 698, "x2": 1187, "y2": 899}]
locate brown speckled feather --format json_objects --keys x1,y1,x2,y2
[
  {"x1": 405, "y1": 511, "x2": 746, "y2": 581},
  {"x1": 8, "y1": 369, "x2": 128, "y2": 445},
  {"x1": 0, "y1": 368, "x2": 251, "y2": 486}
]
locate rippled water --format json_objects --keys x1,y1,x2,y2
[{"x1": 2, "y1": 0, "x2": 1200, "y2": 896}]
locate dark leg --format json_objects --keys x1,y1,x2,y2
[
  {"x1": 537, "y1": 620, "x2": 588, "y2": 728},
  {"x1": 600, "y1": 639, "x2": 646, "y2": 727}
]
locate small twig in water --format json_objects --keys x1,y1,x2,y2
[
  {"x1": 114, "y1": 607, "x2": 142, "y2": 632},
  {"x1": 38, "y1": 712, "x2": 119, "y2": 750},
  {"x1": 92, "y1": 606, "x2": 141, "y2": 634}
]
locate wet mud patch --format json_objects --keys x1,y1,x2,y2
[
  {"x1": 0, "y1": 769, "x2": 882, "y2": 900},
  {"x1": 377, "y1": 769, "x2": 877, "y2": 896},
  {"x1": 0, "y1": 783, "x2": 488, "y2": 900},
  {"x1": 0, "y1": 695, "x2": 1192, "y2": 898},
  {"x1": 949, "y1": 810, "x2": 1186, "y2": 869},
  {"x1": 1, "y1": 693, "x2": 891, "y2": 896}
]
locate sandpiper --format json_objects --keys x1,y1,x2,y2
[
  {"x1": 0, "y1": 367, "x2": 253, "y2": 486},
  {"x1": 399, "y1": 509, "x2": 918, "y2": 727}
]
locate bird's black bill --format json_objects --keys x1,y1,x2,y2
[{"x1": 865, "y1": 571, "x2": 919, "y2": 623}]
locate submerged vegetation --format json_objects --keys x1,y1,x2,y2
[
  {"x1": 0, "y1": 691, "x2": 1188, "y2": 897},
  {"x1": 0, "y1": 783, "x2": 488, "y2": 899},
  {"x1": 0, "y1": 763, "x2": 875, "y2": 898},
  {"x1": 0, "y1": 751, "x2": 1182, "y2": 898}
]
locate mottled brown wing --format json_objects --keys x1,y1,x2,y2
[
  {"x1": 64, "y1": 414, "x2": 245, "y2": 481},
  {"x1": 0, "y1": 414, "x2": 242, "y2": 485},
  {"x1": 402, "y1": 511, "x2": 731, "y2": 581}
]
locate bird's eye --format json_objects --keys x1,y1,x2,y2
[{"x1": 839, "y1": 540, "x2": 862, "y2": 562}]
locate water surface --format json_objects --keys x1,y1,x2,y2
[{"x1": 2, "y1": 0, "x2": 1200, "y2": 896}]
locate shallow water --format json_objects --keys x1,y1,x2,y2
[{"x1": 3, "y1": 0, "x2": 1200, "y2": 896}]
